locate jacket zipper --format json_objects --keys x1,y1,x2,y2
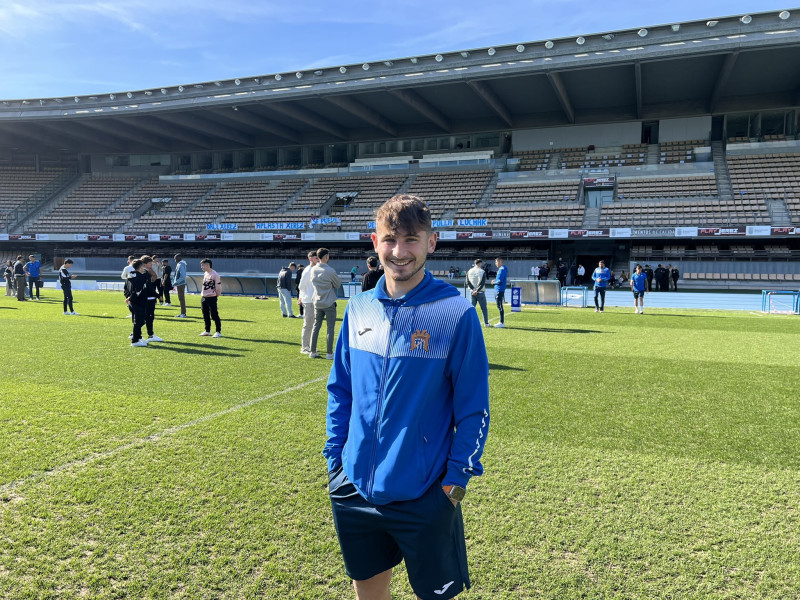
[{"x1": 366, "y1": 301, "x2": 400, "y2": 500}]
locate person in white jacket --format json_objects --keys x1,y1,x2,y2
[{"x1": 298, "y1": 250, "x2": 320, "y2": 354}]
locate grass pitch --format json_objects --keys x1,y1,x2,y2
[{"x1": 1, "y1": 290, "x2": 799, "y2": 599}]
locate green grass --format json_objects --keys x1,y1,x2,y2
[{"x1": 1, "y1": 290, "x2": 799, "y2": 599}]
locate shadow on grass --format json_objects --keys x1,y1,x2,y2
[
  {"x1": 513, "y1": 326, "x2": 606, "y2": 334},
  {"x1": 78, "y1": 314, "x2": 117, "y2": 319},
  {"x1": 221, "y1": 337, "x2": 296, "y2": 345},
  {"x1": 144, "y1": 342, "x2": 245, "y2": 357},
  {"x1": 489, "y1": 363, "x2": 526, "y2": 372}
]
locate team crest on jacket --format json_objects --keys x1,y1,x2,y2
[{"x1": 410, "y1": 329, "x2": 430, "y2": 352}]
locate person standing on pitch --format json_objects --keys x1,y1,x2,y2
[
  {"x1": 25, "y1": 254, "x2": 42, "y2": 300},
  {"x1": 295, "y1": 263, "x2": 304, "y2": 316},
  {"x1": 671, "y1": 264, "x2": 680, "y2": 291},
  {"x1": 298, "y1": 250, "x2": 320, "y2": 354},
  {"x1": 324, "y1": 194, "x2": 490, "y2": 600},
  {"x1": 140, "y1": 256, "x2": 163, "y2": 343},
  {"x1": 4, "y1": 260, "x2": 14, "y2": 296},
  {"x1": 160, "y1": 259, "x2": 173, "y2": 306},
  {"x1": 466, "y1": 258, "x2": 491, "y2": 327},
  {"x1": 309, "y1": 248, "x2": 341, "y2": 359},
  {"x1": 491, "y1": 256, "x2": 508, "y2": 328},
  {"x1": 199, "y1": 258, "x2": 222, "y2": 338},
  {"x1": 173, "y1": 253, "x2": 188, "y2": 317},
  {"x1": 58, "y1": 259, "x2": 78, "y2": 315},
  {"x1": 125, "y1": 259, "x2": 149, "y2": 347},
  {"x1": 360, "y1": 256, "x2": 382, "y2": 292},
  {"x1": 593, "y1": 259, "x2": 610, "y2": 313},
  {"x1": 277, "y1": 262, "x2": 298, "y2": 318},
  {"x1": 630, "y1": 264, "x2": 647, "y2": 314},
  {"x1": 13, "y1": 255, "x2": 27, "y2": 301}
]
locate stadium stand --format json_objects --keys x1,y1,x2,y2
[
  {"x1": 727, "y1": 152, "x2": 800, "y2": 223},
  {"x1": 0, "y1": 167, "x2": 69, "y2": 229},
  {"x1": 616, "y1": 175, "x2": 717, "y2": 199}
]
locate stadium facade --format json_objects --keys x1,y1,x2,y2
[{"x1": 1, "y1": 9, "x2": 800, "y2": 286}]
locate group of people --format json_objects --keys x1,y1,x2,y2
[
  {"x1": 4, "y1": 254, "x2": 43, "y2": 301},
  {"x1": 641, "y1": 263, "x2": 680, "y2": 292},
  {"x1": 465, "y1": 257, "x2": 508, "y2": 328}
]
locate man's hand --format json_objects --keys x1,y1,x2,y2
[{"x1": 442, "y1": 485, "x2": 458, "y2": 507}]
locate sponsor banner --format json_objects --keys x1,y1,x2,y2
[
  {"x1": 0, "y1": 234, "x2": 7, "y2": 241},
  {"x1": 309, "y1": 217, "x2": 340, "y2": 226},
  {"x1": 36, "y1": 233, "x2": 49, "y2": 241},
  {"x1": 151, "y1": 197, "x2": 172, "y2": 203},
  {"x1": 221, "y1": 232, "x2": 234, "y2": 241},
  {"x1": 195, "y1": 234, "x2": 221, "y2": 241},
  {"x1": 511, "y1": 230, "x2": 548, "y2": 239},
  {"x1": 432, "y1": 219, "x2": 454, "y2": 228},
  {"x1": 89, "y1": 234, "x2": 113, "y2": 241},
  {"x1": 184, "y1": 233, "x2": 196, "y2": 241},
  {"x1": 359, "y1": 233, "x2": 372, "y2": 240},
  {"x1": 771, "y1": 227, "x2": 798, "y2": 236},
  {"x1": 609, "y1": 228, "x2": 632, "y2": 238},
  {"x1": 549, "y1": 229, "x2": 569, "y2": 239},
  {"x1": 259, "y1": 233, "x2": 274, "y2": 241},
  {"x1": 9, "y1": 234, "x2": 34, "y2": 240},
  {"x1": 274, "y1": 234, "x2": 301, "y2": 241},
  {"x1": 207, "y1": 223, "x2": 238, "y2": 231},
  {"x1": 74, "y1": 234, "x2": 88, "y2": 241},
  {"x1": 302, "y1": 232, "x2": 316, "y2": 241},
  {"x1": 457, "y1": 230, "x2": 492, "y2": 239},
  {"x1": 159, "y1": 234, "x2": 183, "y2": 241},
  {"x1": 583, "y1": 176, "x2": 615, "y2": 188},
  {"x1": 511, "y1": 287, "x2": 522, "y2": 313},
  {"x1": 345, "y1": 232, "x2": 361, "y2": 241},
  {"x1": 493, "y1": 230, "x2": 511, "y2": 239},
  {"x1": 148, "y1": 234, "x2": 160, "y2": 242},
  {"x1": 569, "y1": 229, "x2": 608, "y2": 238},
  {"x1": 631, "y1": 227, "x2": 676, "y2": 238},
  {"x1": 255, "y1": 222, "x2": 305, "y2": 230},
  {"x1": 698, "y1": 227, "x2": 746, "y2": 236},
  {"x1": 438, "y1": 231, "x2": 457, "y2": 240},
  {"x1": 746, "y1": 226, "x2": 772, "y2": 237},
  {"x1": 675, "y1": 227, "x2": 698, "y2": 237},
  {"x1": 125, "y1": 235, "x2": 148, "y2": 241},
  {"x1": 113, "y1": 234, "x2": 125, "y2": 242},
  {"x1": 458, "y1": 218, "x2": 488, "y2": 227}
]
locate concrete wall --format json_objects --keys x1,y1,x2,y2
[
  {"x1": 658, "y1": 117, "x2": 712, "y2": 143},
  {"x1": 513, "y1": 122, "x2": 642, "y2": 151}
]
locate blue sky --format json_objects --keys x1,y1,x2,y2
[{"x1": 0, "y1": 1, "x2": 792, "y2": 99}]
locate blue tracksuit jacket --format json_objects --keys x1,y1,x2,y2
[{"x1": 324, "y1": 270, "x2": 490, "y2": 506}]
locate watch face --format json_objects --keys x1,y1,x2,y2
[{"x1": 449, "y1": 486, "x2": 466, "y2": 502}]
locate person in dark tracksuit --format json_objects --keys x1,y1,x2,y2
[
  {"x1": 161, "y1": 259, "x2": 173, "y2": 306},
  {"x1": 59, "y1": 259, "x2": 78, "y2": 314},
  {"x1": 671, "y1": 265, "x2": 680, "y2": 291},
  {"x1": 644, "y1": 264, "x2": 654, "y2": 292},
  {"x1": 125, "y1": 259, "x2": 149, "y2": 347},
  {"x1": 140, "y1": 256, "x2": 163, "y2": 343}
]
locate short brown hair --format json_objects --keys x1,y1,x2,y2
[
  {"x1": 316, "y1": 248, "x2": 329, "y2": 260},
  {"x1": 375, "y1": 194, "x2": 431, "y2": 235}
]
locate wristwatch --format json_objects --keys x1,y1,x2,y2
[{"x1": 442, "y1": 484, "x2": 466, "y2": 503}]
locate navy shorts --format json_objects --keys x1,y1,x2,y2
[
  {"x1": 632, "y1": 290, "x2": 644, "y2": 299},
  {"x1": 329, "y1": 466, "x2": 470, "y2": 600}
]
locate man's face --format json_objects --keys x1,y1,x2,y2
[
  {"x1": 495, "y1": 259, "x2": 501, "y2": 268},
  {"x1": 290, "y1": 265, "x2": 296, "y2": 272},
  {"x1": 308, "y1": 255, "x2": 318, "y2": 266},
  {"x1": 599, "y1": 261, "x2": 605, "y2": 268},
  {"x1": 143, "y1": 261, "x2": 153, "y2": 270},
  {"x1": 371, "y1": 224, "x2": 436, "y2": 285},
  {"x1": 201, "y1": 262, "x2": 210, "y2": 272}
]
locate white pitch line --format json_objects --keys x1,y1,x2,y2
[{"x1": 0, "y1": 375, "x2": 329, "y2": 496}]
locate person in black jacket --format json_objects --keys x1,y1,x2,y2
[
  {"x1": 125, "y1": 259, "x2": 149, "y2": 347},
  {"x1": 361, "y1": 256, "x2": 382, "y2": 292},
  {"x1": 140, "y1": 256, "x2": 163, "y2": 342},
  {"x1": 161, "y1": 259, "x2": 173, "y2": 306},
  {"x1": 59, "y1": 259, "x2": 78, "y2": 314},
  {"x1": 671, "y1": 265, "x2": 680, "y2": 291},
  {"x1": 644, "y1": 264, "x2": 654, "y2": 292},
  {"x1": 13, "y1": 255, "x2": 27, "y2": 301},
  {"x1": 277, "y1": 263, "x2": 297, "y2": 318},
  {"x1": 295, "y1": 264, "x2": 304, "y2": 316}
]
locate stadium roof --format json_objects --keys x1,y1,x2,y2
[{"x1": 1, "y1": 9, "x2": 799, "y2": 154}]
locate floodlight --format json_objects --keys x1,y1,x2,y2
[
  {"x1": 460, "y1": 51, "x2": 470, "y2": 58},
  {"x1": 22, "y1": 100, "x2": 29, "y2": 104},
  {"x1": 314, "y1": 70, "x2": 324, "y2": 75},
  {"x1": 74, "y1": 97, "x2": 79, "y2": 102},
  {"x1": 740, "y1": 15, "x2": 752, "y2": 24},
  {"x1": 576, "y1": 36, "x2": 585, "y2": 45},
  {"x1": 487, "y1": 47, "x2": 496, "y2": 55},
  {"x1": 144, "y1": 91, "x2": 152, "y2": 96},
  {"x1": 178, "y1": 86, "x2": 184, "y2": 92},
  {"x1": 274, "y1": 74, "x2": 282, "y2": 81},
  {"x1": 253, "y1": 78, "x2": 260, "y2": 84},
  {"x1": 706, "y1": 20, "x2": 719, "y2": 27},
  {"x1": 55, "y1": 98, "x2": 63, "y2": 103},
  {"x1": 516, "y1": 44, "x2": 525, "y2": 52},
  {"x1": 340, "y1": 66, "x2": 347, "y2": 73},
  {"x1": 362, "y1": 63, "x2": 370, "y2": 70},
  {"x1": 779, "y1": 10, "x2": 790, "y2": 19},
  {"x1": 383, "y1": 61, "x2": 393, "y2": 67},
  {"x1": 544, "y1": 40, "x2": 554, "y2": 49},
  {"x1": 671, "y1": 24, "x2": 681, "y2": 32},
  {"x1": 39, "y1": 100, "x2": 45, "y2": 105},
  {"x1": 602, "y1": 34, "x2": 614, "y2": 41},
  {"x1": 126, "y1": 92, "x2": 133, "y2": 98},
  {"x1": 435, "y1": 54, "x2": 443, "y2": 62},
  {"x1": 160, "y1": 88, "x2": 167, "y2": 94},
  {"x1": 638, "y1": 29, "x2": 648, "y2": 37},
  {"x1": 296, "y1": 72, "x2": 303, "y2": 79},
  {"x1": 194, "y1": 84, "x2": 204, "y2": 88},
  {"x1": 109, "y1": 93, "x2": 116, "y2": 99},
  {"x1": 89, "y1": 96, "x2": 98, "y2": 100},
  {"x1": 410, "y1": 57, "x2": 419, "y2": 63},
  {"x1": 234, "y1": 79, "x2": 241, "y2": 85}
]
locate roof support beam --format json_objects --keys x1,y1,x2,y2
[
  {"x1": 36, "y1": 122, "x2": 129, "y2": 152},
  {"x1": 389, "y1": 89, "x2": 451, "y2": 132},
  {"x1": 709, "y1": 51, "x2": 739, "y2": 113},
  {"x1": 157, "y1": 112, "x2": 255, "y2": 146},
  {"x1": 132, "y1": 118, "x2": 214, "y2": 149},
  {"x1": 209, "y1": 107, "x2": 301, "y2": 144},
  {"x1": 467, "y1": 80, "x2": 514, "y2": 128},
  {"x1": 634, "y1": 62, "x2": 643, "y2": 120},
  {"x1": 325, "y1": 95, "x2": 398, "y2": 137},
  {"x1": 546, "y1": 71, "x2": 574, "y2": 124},
  {"x1": 79, "y1": 118, "x2": 171, "y2": 150},
  {"x1": 267, "y1": 103, "x2": 348, "y2": 139}
]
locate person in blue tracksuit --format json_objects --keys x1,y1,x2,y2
[
  {"x1": 491, "y1": 256, "x2": 508, "y2": 328},
  {"x1": 324, "y1": 194, "x2": 490, "y2": 600},
  {"x1": 592, "y1": 260, "x2": 611, "y2": 312},
  {"x1": 630, "y1": 263, "x2": 647, "y2": 314}
]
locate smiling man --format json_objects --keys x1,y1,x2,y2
[{"x1": 324, "y1": 194, "x2": 490, "y2": 600}]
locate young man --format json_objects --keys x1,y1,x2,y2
[
  {"x1": 466, "y1": 258, "x2": 491, "y2": 327},
  {"x1": 360, "y1": 256, "x2": 382, "y2": 292},
  {"x1": 173, "y1": 253, "x2": 188, "y2": 318},
  {"x1": 151, "y1": 254, "x2": 164, "y2": 304},
  {"x1": 122, "y1": 255, "x2": 136, "y2": 318},
  {"x1": 277, "y1": 262, "x2": 297, "y2": 318},
  {"x1": 298, "y1": 250, "x2": 320, "y2": 354},
  {"x1": 58, "y1": 259, "x2": 78, "y2": 315},
  {"x1": 295, "y1": 263, "x2": 304, "y2": 316},
  {"x1": 160, "y1": 259, "x2": 173, "y2": 306},
  {"x1": 630, "y1": 264, "x2": 647, "y2": 314},
  {"x1": 140, "y1": 256, "x2": 163, "y2": 343},
  {"x1": 592, "y1": 260, "x2": 611, "y2": 313},
  {"x1": 25, "y1": 255, "x2": 42, "y2": 300},
  {"x1": 199, "y1": 258, "x2": 222, "y2": 338},
  {"x1": 13, "y1": 255, "x2": 27, "y2": 301},
  {"x1": 309, "y1": 248, "x2": 341, "y2": 359},
  {"x1": 325, "y1": 194, "x2": 490, "y2": 600},
  {"x1": 671, "y1": 264, "x2": 680, "y2": 291},
  {"x1": 124, "y1": 259, "x2": 149, "y2": 347},
  {"x1": 577, "y1": 263, "x2": 586, "y2": 286},
  {"x1": 491, "y1": 257, "x2": 508, "y2": 328}
]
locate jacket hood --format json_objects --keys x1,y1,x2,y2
[{"x1": 372, "y1": 269, "x2": 459, "y2": 306}]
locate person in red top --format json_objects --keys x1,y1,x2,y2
[{"x1": 199, "y1": 258, "x2": 223, "y2": 338}]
